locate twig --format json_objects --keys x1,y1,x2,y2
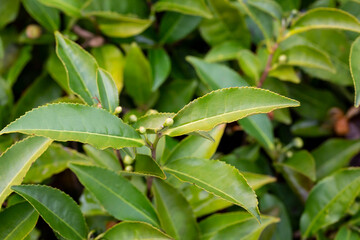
[
  {"x1": 258, "y1": 42, "x2": 279, "y2": 88},
  {"x1": 146, "y1": 132, "x2": 162, "y2": 198}
]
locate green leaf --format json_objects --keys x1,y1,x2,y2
[
  {"x1": 239, "y1": 114, "x2": 274, "y2": 150},
  {"x1": 276, "y1": 45, "x2": 334, "y2": 72},
  {"x1": 46, "y1": 50, "x2": 71, "y2": 93},
  {"x1": 163, "y1": 124, "x2": 225, "y2": 164},
  {"x1": 149, "y1": 48, "x2": 171, "y2": 91},
  {"x1": 5, "y1": 45, "x2": 32, "y2": 87},
  {"x1": 101, "y1": 222, "x2": 171, "y2": 240},
  {"x1": 37, "y1": 0, "x2": 87, "y2": 17},
  {"x1": 350, "y1": 36, "x2": 360, "y2": 107},
  {"x1": 0, "y1": 0, "x2": 20, "y2": 29},
  {"x1": 25, "y1": 143, "x2": 90, "y2": 183},
  {"x1": 124, "y1": 43, "x2": 153, "y2": 107},
  {"x1": 277, "y1": 150, "x2": 316, "y2": 181},
  {"x1": 164, "y1": 157, "x2": 260, "y2": 220},
  {"x1": 199, "y1": 211, "x2": 279, "y2": 240},
  {"x1": 55, "y1": 31, "x2": 99, "y2": 105},
  {"x1": 335, "y1": 226, "x2": 360, "y2": 240},
  {"x1": 0, "y1": 202, "x2": 38, "y2": 240},
  {"x1": 83, "y1": 144, "x2": 121, "y2": 171},
  {"x1": 22, "y1": 0, "x2": 60, "y2": 32},
  {"x1": 154, "y1": 0, "x2": 212, "y2": 18},
  {"x1": 247, "y1": 0, "x2": 283, "y2": 20},
  {"x1": 69, "y1": 164, "x2": 160, "y2": 227},
  {"x1": 153, "y1": 179, "x2": 200, "y2": 240},
  {"x1": 0, "y1": 103, "x2": 144, "y2": 149},
  {"x1": 90, "y1": 12, "x2": 153, "y2": 38},
  {"x1": 159, "y1": 12, "x2": 202, "y2": 44},
  {"x1": 302, "y1": 168, "x2": 360, "y2": 237},
  {"x1": 242, "y1": 172, "x2": 276, "y2": 190},
  {"x1": 199, "y1": 0, "x2": 250, "y2": 47},
  {"x1": 237, "y1": 50, "x2": 261, "y2": 83},
  {"x1": 156, "y1": 79, "x2": 197, "y2": 112},
  {"x1": 127, "y1": 154, "x2": 166, "y2": 179},
  {"x1": 12, "y1": 185, "x2": 88, "y2": 240},
  {"x1": 204, "y1": 41, "x2": 246, "y2": 62},
  {"x1": 164, "y1": 87, "x2": 299, "y2": 137},
  {"x1": 312, "y1": 139, "x2": 360, "y2": 180},
  {"x1": 133, "y1": 113, "x2": 175, "y2": 133},
  {"x1": 92, "y1": 44, "x2": 124, "y2": 93},
  {"x1": 96, "y1": 68, "x2": 119, "y2": 113},
  {"x1": 187, "y1": 56, "x2": 249, "y2": 90},
  {"x1": 286, "y1": 8, "x2": 360, "y2": 39},
  {"x1": 269, "y1": 65, "x2": 300, "y2": 83},
  {"x1": 0, "y1": 136, "x2": 52, "y2": 205}
]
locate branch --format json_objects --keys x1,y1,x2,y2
[{"x1": 258, "y1": 43, "x2": 279, "y2": 88}]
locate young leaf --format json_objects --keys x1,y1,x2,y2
[
  {"x1": 0, "y1": 202, "x2": 39, "y2": 240},
  {"x1": 69, "y1": 164, "x2": 160, "y2": 227},
  {"x1": 163, "y1": 157, "x2": 260, "y2": 220},
  {"x1": 12, "y1": 185, "x2": 88, "y2": 240},
  {"x1": 149, "y1": 48, "x2": 171, "y2": 91},
  {"x1": 25, "y1": 143, "x2": 91, "y2": 183},
  {"x1": 0, "y1": 136, "x2": 52, "y2": 205},
  {"x1": 350, "y1": 36, "x2": 360, "y2": 107},
  {"x1": 204, "y1": 41, "x2": 246, "y2": 62},
  {"x1": 0, "y1": 103, "x2": 144, "y2": 149},
  {"x1": 312, "y1": 139, "x2": 360, "y2": 180},
  {"x1": 153, "y1": 179, "x2": 200, "y2": 240},
  {"x1": 163, "y1": 124, "x2": 225, "y2": 164},
  {"x1": 286, "y1": 8, "x2": 360, "y2": 39},
  {"x1": 238, "y1": 114, "x2": 274, "y2": 150},
  {"x1": 187, "y1": 56, "x2": 249, "y2": 90},
  {"x1": 159, "y1": 12, "x2": 202, "y2": 44},
  {"x1": 164, "y1": 87, "x2": 300, "y2": 137},
  {"x1": 101, "y1": 222, "x2": 171, "y2": 240},
  {"x1": 335, "y1": 226, "x2": 360, "y2": 240},
  {"x1": 123, "y1": 43, "x2": 153, "y2": 107},
  {"x1": 91, "y1": 44, "x2": 124, "y2": 93},
  {"x1": 96, "y1": 68, "x2": 119, "y2": 113},
  {"x1": 242, "y1": 172, "x2": 276, "y2": 190},
  {"x1": 276, "y1": 45, "x2": 334, "y2": 72},
  {"x1": 133, "y1": 113, "x2": 175, "y2": 133},
  {"x1": 83, "y1": 144, "x2": 121, "y2": 171},
  {"x1": 55, "y1": 31, "x2": 99, "y2": 105},
  {"x1": 200, "y1": 211, "x2": 279, "y2": 240},
  {"x1": 125, "y1": 154, "x2": 166, "y2": 179},
  {"x1": 22, "y1": 0, "x2": 60, "y2": 32},
  {"x1": 247, "y1": 0, "x2": 282, "y2": 20},
  {"x1": 153, "y1": 0, "x2": 212, "y2": 18},
  {"x1": 300, "y1": 168, "x2": 360, "y2": 238},
  {"x1": 237, "y1": 49, "x2": 261, "y2": 82}
]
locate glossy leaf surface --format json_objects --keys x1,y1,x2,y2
[
  {"x1": 0, "y1": 103, "x2": 144, "y2": 149},
  {"x1": 149, "y1": 48, "x2": 171, "y2": 91},
  {"x1": 164, "y1": 87, "x2": 299, "y2": 137},
  {"x1": 0, "y1": 136, "x2": 52, "y2": 205},
  {"x1": 96, "y1": 68, "x2": 119, "y2": 113},
  {"x1": 350, "y1": 36, "x2": 360, "y2": 107},
  {"x1": 154, "y1": 0, "x2": 212, "y2": 18},
  {"x1": 164, "y1": 157, "x2": 260, "y2": 220},
  {"x1": 12, "y1": 185, "x2": 88, "y2": 240}
]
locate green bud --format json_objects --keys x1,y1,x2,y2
[
  {"x1": 123, "y1": 155, "x2": 134, "y2": 165},
  {"x1": 114, "y1": 106, "x2": 122, "y2": 115},
  {"x1": 129, "y1": 114, "x2": 137, "y2": 123},
  {"x1": 291, "y1": 9, "x2": 298, "y2": 15},
  {"x1": 163, "y1": 118, "x2": 174, "y2": 127},
  {"x1": 278, "y1": 54, "x2": 287, "y2": 64},
  {"x1": 146, "y1": 109, "x2": 158, "y2": 115},
  {"x1": 286, "y1": 151, "x2": 293, "y2": 158},
  {"x1": 139, "y1": 126, "x2": 146, "y2": 134},
  {"x1": 125, "y1": 165, "x2": 133, "y2": 172},
  {"x1": 26, "y1": 24, "x2": 42, "y2": 39},
  {"x1": 293, "y1": 137, "x2": 304, "y2": 148}
]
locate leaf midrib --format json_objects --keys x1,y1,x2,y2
[{"x1": 4, "y1": 209, "x2": 36, "y2": 240}]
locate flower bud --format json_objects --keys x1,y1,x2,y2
[
  {"x1": 163, "y1": 118, "x2": 174, "y2": 127},
  {"x1": 291, "y1": 9, "x2": 298, "y2": 15},
  {"x1": 123, "y1": 155, "x2": 134, "y2": 165},
  {"x1": 129, "y1": 114, "x2": 137, "y2": 123},
  {"x1": 125, "y1": 165, "x2": 133, "y2": 172},
  {"x1": 26, "y1": 24, "x2": 42, "y2": 39},
  {"x1": 293, "y1": 137, "x2": 304, "y2": 148},
  {"x1": 146, "y1": 109, "x2": 158, "y2": 115},
  {"x1": 138, "y1": 126, "x2": 146, "y2": 134},
  {"x1": 114, "y1": 106, "x2": 122, "y2": 115},
  {"x1": 278, "y1": 54, "x2": 287, "y2": 64},
  {"x1": 286, "y1": 151, "x2": 293, "y2": 158}
]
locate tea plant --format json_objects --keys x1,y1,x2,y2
[{"x1": 1, "y1": 0, "x2": 360, "y2": 239}]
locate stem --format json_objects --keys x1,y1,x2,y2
[
  {"x1": 115, "y1": 150, "x2": 125, "y2": 170},
  {"x1": 146, "y1": 132, "x2": 162, "y2": 198},
  {"x1": 258, "y1": 42, "x2": 279, "y2": 88}
]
